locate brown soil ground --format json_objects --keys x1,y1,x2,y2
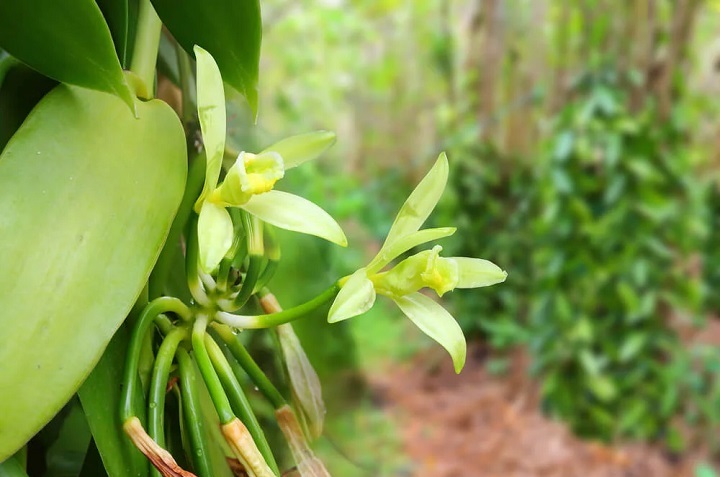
[{"x1": 369, "y1": 343, "x2": 714, "y2": 477}]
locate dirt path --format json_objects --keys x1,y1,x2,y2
[{"x1": 369, "y1": 344, "x2": 708, "y2": 477}]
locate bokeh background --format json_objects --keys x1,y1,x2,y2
[{"x1": 227, "y1": 1, "x2": 720, "y2": 475}]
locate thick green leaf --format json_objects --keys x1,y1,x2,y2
[
  {"x1": 0, "y1": 1, "x2": 133, "y2": 108},
  {"x1": 150, "y1": 0, "x2": 262, "y2": 115},
  {"x1": 0, "y1": 85, "x2": 187, "y2": 460},
  {"x1": 78, "y1": 324, "x2": 149, "y2": 477}
]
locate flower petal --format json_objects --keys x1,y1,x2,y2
[
  {"x1": 394, "y1": 292, "x2": 466, "y2": 373},
  {"x1": 262, "y1": 131, "x2": 336, "y2": 169},
  {"x1": 367, "y1": 227, "x2": 456, "y2": 274},
  {"x1": 193, "y1": 45, "x2": 226, "y2": 211},
  {"x1": 452, "y1": 257, "x2": 508, "y2": 288},
  {"x1": 382, "y1": 152, "x2": 449, "y2": 248},
  {"x1": 197, "y1": 202, "x2": 233, "y2": 273},
  {"x1": 277, "y1": 323, "x2": 326, "y2": 440},
  {"x1": 328, "y1": 269, "x2": 376, "y2": 323},
  {"x1": 240, "y1": 190, "x2": 347, "y2": 247}
]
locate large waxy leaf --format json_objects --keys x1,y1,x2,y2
[
  {"x1": 0, "y1": 85, "x2": 187, "y2": 460},
  {"x1": 150, "y1": 0, "x2": 262, "y2": 115},
  {"x1": 0, "y1": 1, "x2": 134, "y2": 108}
]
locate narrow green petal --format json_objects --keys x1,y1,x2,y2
[
  {"x1": 367, "y1": 227, "x2": 456, "y2": 274},
  {"x1": 240, "y1": 190, "x2": 347, "y2": 247},
  {"x1": 452, "y1": 257, "x2": 508, "y2": 288},
  {"x1": 394, "y1": 292, "x2": 466, "y2": 373},
  {"x1": 328, "y1": 269, "x2": 376, "y2": 323},
  {"x1": 198, "y1": 202, "x2": 233, "y2": 273},
  {"x1": 382, "y1": 152, "x2": 449, "y2": 248},
  {"x1": 262, "y1": 131, "x2": 336, "y2": 169},
  {"x1": 193, "y1": 45, "x2": 226, "y2": 211}
]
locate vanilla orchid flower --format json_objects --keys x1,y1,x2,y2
[
  {"x1": 327, "y1": 153, "x2": 507, "y2": 373},
  {"x1": 193, "y1": 46, "x2": 347, "y2": 273}
]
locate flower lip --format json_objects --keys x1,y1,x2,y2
[{"x1": 372, "y1": 245, "x2": 459, "y2": 299}]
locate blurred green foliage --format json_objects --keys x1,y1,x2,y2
[
  {"x1": 444, "y1": 68, "x2": 716, "y2": 443},
  {"x1": 531, "y1": 70, "x2": 706, "y2": 441}
]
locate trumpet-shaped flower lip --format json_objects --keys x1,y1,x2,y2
[{"x1": 211, "y1": 151, "x2": 286, "y2": 207}]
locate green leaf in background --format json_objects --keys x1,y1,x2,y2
[
  {"x1": 150, "y1": 0, "x2": 262, "y2": 116},
  {"x1": 78, "y1": 441, "x2": 109, "y2": 477},
  {"x1": 44, "y1": 400, "x2": 91, "y2": 477},
  {"x1": 0, "y1": 85, "x2": 187, "y2": 461},
  {"x1": 0, "y1": 456, "x2": 27, "y2": 477},
  {"x1": 0, "y1": 1, "x2": 134, "y2": 109},
  {"x1": 95, "y1": 0, "x2": 130, "y2": 67},
  {"x1": 695, "y1": 463, "x2": 718, "y2": 477},
  {"x1": 78, "y1": 323, "x2": 149, "y2": 477},
  {"x1": 0, "y1": 60, "x2": 57, "y2": 151}
]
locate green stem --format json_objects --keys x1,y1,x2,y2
[
  {"x1": 210, "y1": 324, "x2": 286, "y2": 409},
  {"x1": 191, "y1": 315, "x2": 235, "y2": 424},
  {"x1": 148, "y1": 327, "x2": 188, "y2": 477},
  {"x1": 217, "y1": 227, "x2": 246, "y2": 293},
  {"x1": 148, "y1": 329, "x2": 188, "y2": 436},
  {"x1": 254, "y1": 260, "x2": 278, "y2": 294},
  {"x1": 121, "y1": 297, "x2": 192, "y2": 422},
  {"x1": 149, "y1": 151, "x2": 206, "y2": 299},
  {"x1": 254, "y1": 224, "x2": 281, "y2": 292},
  {"x1": 216, "y1": 283, "x2": 340, "y2": 329},
  {"x1": 176, "y1": 349, "x2": 214, "y2": 477},
  {"x1": 205, "y1": 337, "x2": 280, "y2": 476},
  {"x1": 186, "y1": 214, "x2": 210, "y2": 305},
  {"x1": 229, "y1": 255, "x2": 263, "y2": 311},
  {"x1": 176, "y1": 44, "x2": 196, "y2": 126},
  {"x1": 129, "y1": 0, "x2": 162, "y2": 97}
]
